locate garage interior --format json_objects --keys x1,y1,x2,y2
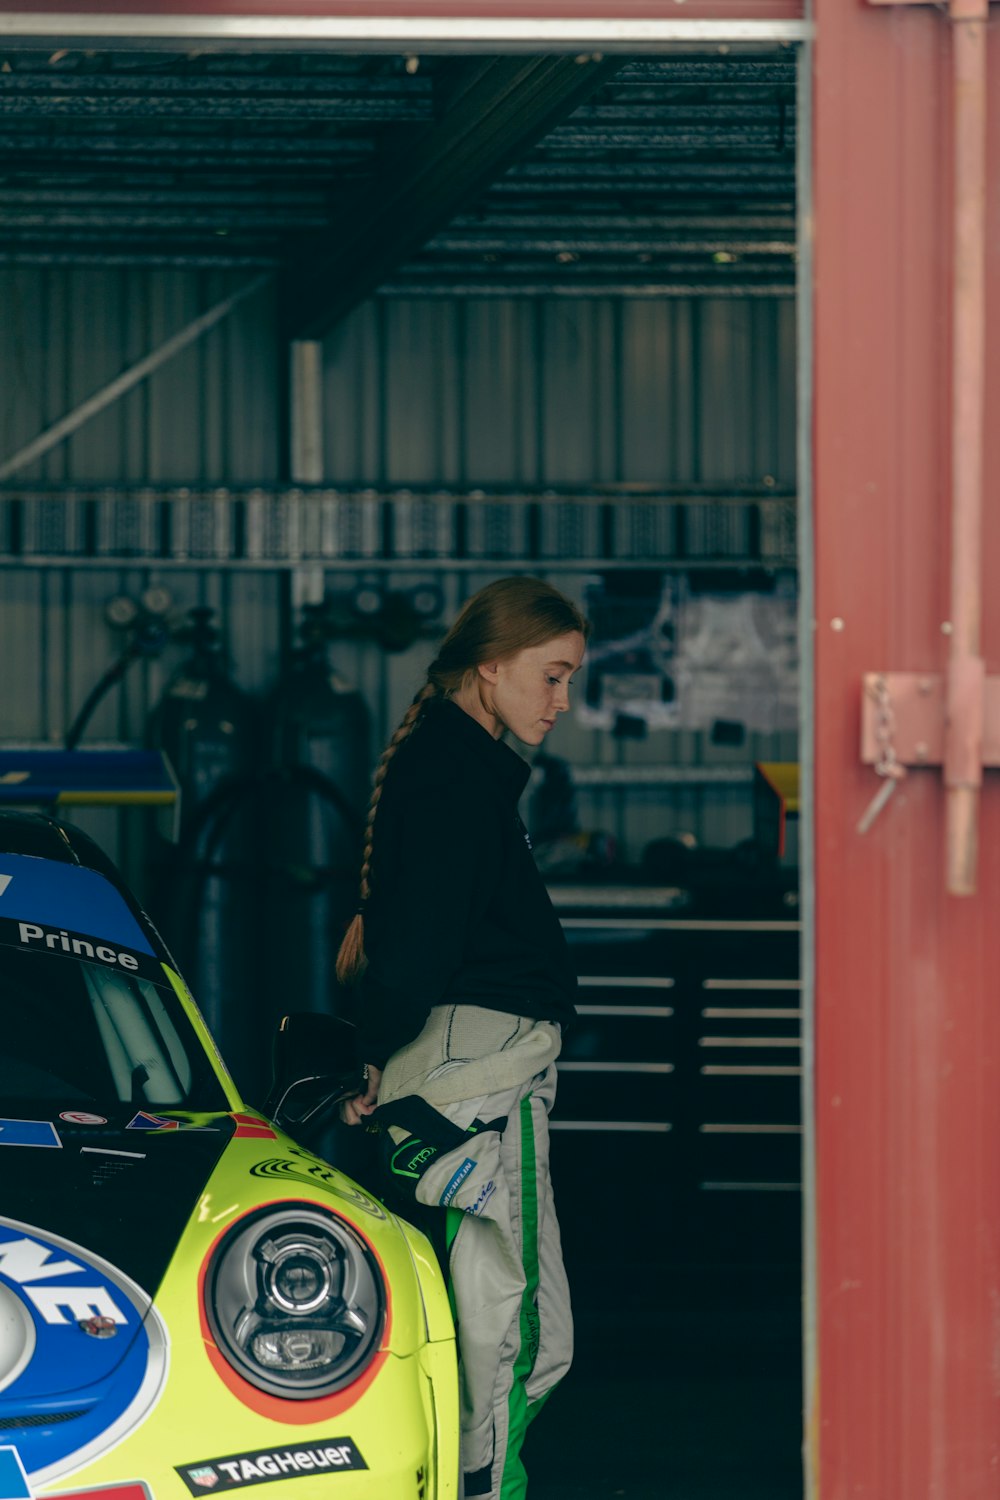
[{"x1": 0, "y1": 41, "x2": 802, "y2": 1499}]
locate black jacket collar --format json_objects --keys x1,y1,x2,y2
[{"x1": 423, "y1": 697, "x2": 531, "y2": 800}]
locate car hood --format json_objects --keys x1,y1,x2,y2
[
  {"x1": 0, "y1": 1110, "x2": 236, "y2": 1296},
  {"x1": 0, "y1": 1109, "x2": 436, "y2": 1489}
]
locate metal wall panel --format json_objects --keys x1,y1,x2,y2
[
  {"x1": 0, "y1": 267, "x2": 280, "y2": 485},
  {"x1": 0, "y1": 269, "x2": 794, "y2": 491},
  {"x1": 323, "y1": 294, "x2": 796, "y2": 489}
]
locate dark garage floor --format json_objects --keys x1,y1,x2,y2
[{"x1": 524, "y1": 1265, "x2": 803, "y2": 1500}]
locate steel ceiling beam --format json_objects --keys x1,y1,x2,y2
[
  {"x1": 504, "y1": 157, "x2": 793, "y2": 177},
  {"x1": 0, "y1": 72, "x2": 432, "y2": 101},
  {"x1": 567, "y1": 102, "x2": 793, "y2": 119},
  {"x1": 379, "y1": 281, "x2": 793, "y2": 298},
  {"x1": 0, "y1": 92, "x2": 430, "y2": 120},
  {"x1": 447, "y1": 212, "x2": 795, "y2": 230},
  {"x1": 0, "y1": 133, "x2": 374, "y2": 161},
  {"x1": 424, "y1": 235, "x2": 796, "y2": 254},
  {"x1": 0, "y1": 188, "x2": 328, "y2": 208},
  {"x1": 0, "y1": 209, "x2": 326, "y2": 230},
  {"x1": 394, "y1": 269, "x2": 793, "y2": 284},
  {"x1": 281, "y1": 53, "x2": 619, "y2": 341},
  {"x1": 0, "y1": 251, "x2": 276, "y2": 267},
  {"x1": 542, "y1": 129, "x2": 793, "y2": 148},
  {"x1": 614, "y1": 59, "x2": 795, "y2": 82}
]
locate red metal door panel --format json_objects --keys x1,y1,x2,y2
[{"x1": 814, "y1": 4, "x2": 1000, "y2": 1495}]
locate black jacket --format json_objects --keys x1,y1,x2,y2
[{"x1": 355, "y1": 698, "x2": 577, "y2": 1068}]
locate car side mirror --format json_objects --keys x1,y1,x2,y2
[{"x1": 263, "y1": 1012, "x2": 365, "y2": 1133}]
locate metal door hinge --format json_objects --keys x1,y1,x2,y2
[
  {"x1": 859, "y1": 672, "x2": 999, "y2": 893},
  {"x1": 860, "y1": 673, "x2": 1000, "y2": 771}
]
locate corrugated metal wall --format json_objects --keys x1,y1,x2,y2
[
  {"x1": 0, "y1": 270, "x2": 797, "y2": 884},
  {"x1": 0, "y1": 269, "x2": 280, "y2": 484},
  {"x1": 0, "y1": 271, "x2": 795, "y2": 491},
  {"x1": 323, "y1": 297, "x2": 793, "y2": 491}
]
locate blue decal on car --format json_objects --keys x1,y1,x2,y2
[
  {"x1": 0, "y1": 1119, "x2": 61, "y2": 1150},
  {"x1": 0, "y1": 1445, "x2": 32, "y2": 1498},
  {"x1": 0, "y1": 1219, "x2": 168, "y2": 1484},
  {"x1": 0, "y1": 856, "x2": 153, "y2": 954}
]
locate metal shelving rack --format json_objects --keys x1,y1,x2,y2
[{"x1": 0, "y1": 484, "x2": 797, "y2": 572}]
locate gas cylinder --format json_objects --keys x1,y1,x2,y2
[
  {"x1": 258, "y1": 606, "x2": 371, "y2": 1062},
  {"x1": 147, "y1": 607, "x2": 260, "y2": 1095}
]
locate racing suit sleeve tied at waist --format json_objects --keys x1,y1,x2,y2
[{"x1": 373, "y1": 1005, "x2": 571, "y2": 1500}]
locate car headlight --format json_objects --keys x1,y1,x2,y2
[{"x1": 205, "y1": 1205, "x2": 385, "y2": 1399}]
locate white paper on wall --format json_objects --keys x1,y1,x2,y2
[{"x1": 578, "y1": 571, "x2": 798, "y2": 734}]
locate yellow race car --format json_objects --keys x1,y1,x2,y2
[{"x1": 0, "y1": 809, "x2": 457, "y2": 1500}]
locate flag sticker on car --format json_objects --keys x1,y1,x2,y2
[
  {"x1": 126, "y1": 1113, "x2": 180, "y2": 1132},
  {"x1": 176, "y1": 1440, "x2": 367, "y2": 1493}
]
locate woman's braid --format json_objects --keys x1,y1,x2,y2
[{"x1": 335, "y1": 679, "x2": 439, "y2": 983}]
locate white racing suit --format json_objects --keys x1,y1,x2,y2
[{"x1": 374, "y1": 1006, "x2": 573, "y2": 1500}]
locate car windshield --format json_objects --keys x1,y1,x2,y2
[{"x1": 0, "y1": 942, "x2": 229, "y2": 1113}]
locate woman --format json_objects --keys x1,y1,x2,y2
[{"x1": 338, "y1": 576, "x2": 588, "y2": 1500}]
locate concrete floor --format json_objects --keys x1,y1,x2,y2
[{"x1": 523, "y1": 1266, "x2": 803, "y2": 1500}]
